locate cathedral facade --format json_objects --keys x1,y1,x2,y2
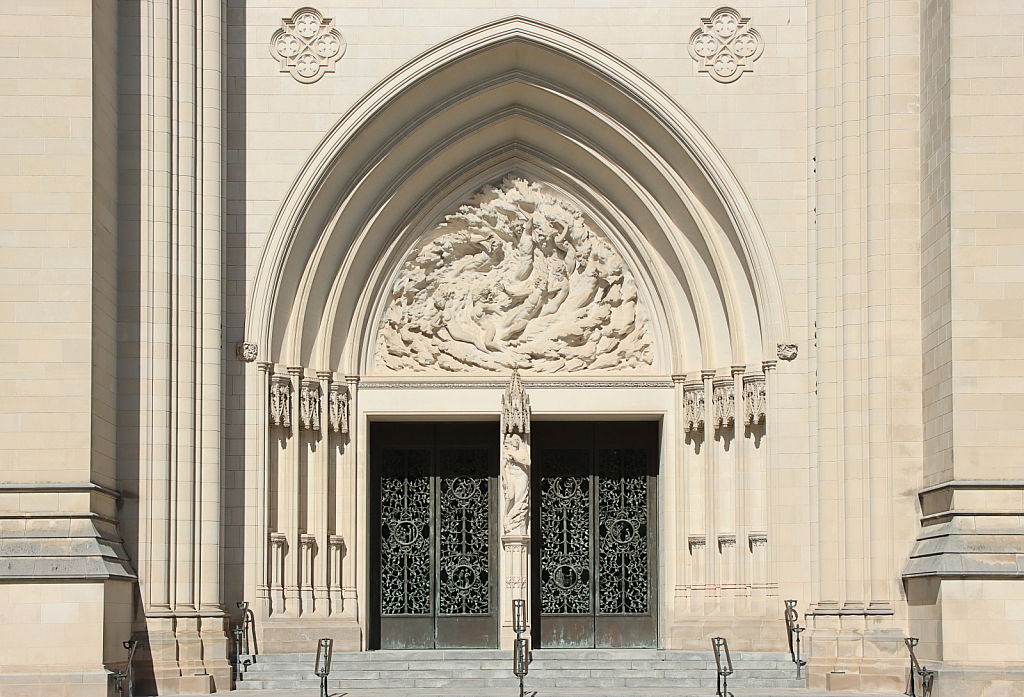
[{"x1": 2, "y1": 0, "x2": 1023, "y2": 695}]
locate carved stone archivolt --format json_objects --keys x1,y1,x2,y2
[
  {"x1": 375, "y1": 177, "x2": 654, "y2": 374},
  {"x1": 688, "y1": 7, "x2": 763, "y2": 84},
  {"x1": 270, "y1": 7, "x2": 346, "y2": 84}
]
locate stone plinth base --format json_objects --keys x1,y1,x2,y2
[{"x1": 260, "y1": 618, "x2": 362, "y2": 653}]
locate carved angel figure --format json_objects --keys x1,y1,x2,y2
[
  {"x1": 501, "y1": 432, "x2": 531, "y2": 535},
  {"x1": 375, "y1": 176, "x2": 654, "y2": 373}
]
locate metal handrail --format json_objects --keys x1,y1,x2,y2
[
  {"x1": 784, "y1": 599, "x2": 806, "y2": 679},
  {"x1": 315, "y1": 637, "x2": 334, "y2": 697},
  {"x1": 237, "y1": 600, "x2": 258, "y2": 657},
  {"x1": 784, "y1": 599, "x2": 799, "y2": 662},
  {"x1": 115, "y1": 640, "x2": 138, "y2": 697},
  {"x1": 711, "y1": 637, "x2": 733, "y2": 697},
  {"x1": 905, "y1": 638, "x2": 935, "y2": 697}
]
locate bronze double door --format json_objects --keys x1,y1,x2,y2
[
  {"x1": 531, "y1": 421, "x2": 658, "y2": 649},
  {"x1": 370, "y1": 420, "x2": 658, "y2": 650},
  {"x1": 370, "y1": 422, "x2": 500, "y2": 649}
]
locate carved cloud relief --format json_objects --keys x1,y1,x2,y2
[{"x1": 375, "y1": 178, "x2": 654, "y2": 374}]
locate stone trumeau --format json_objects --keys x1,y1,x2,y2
[{"x1": 1, "y1": 3, "x2": 1023, "y2": 696}]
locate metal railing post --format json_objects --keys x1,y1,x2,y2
[
  {"x1": 512, "y1": 598, "x2": 528, "y2": 697},
  {"x1": 237, "y1": 600, "x2": 258, "y2": 658},
  {"x1": 115, "y1": 640, "x2": 138, "y2": 697},
  {"x1": 784, "y1": 599, "x2": 798, "y2": 662},
  {"x1": 314, "y1": 637, "x2": 333, "y2": 697},
  {"x1": 793, "y1": 625, "x2": 806, "y2": 679},
  {"x1": 711, "y1": 637, "x2": 734, "y2": 697},
  {"x1": 905, "y1": 638, "x2": 935, "y2": 697}
]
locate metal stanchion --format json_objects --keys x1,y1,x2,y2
[
  {"x1": 905, "y1": 638, "x2": 935, "y2": 697},
  {"x1": 237, "y1": 600, "x2": 258, "y2": 658},
  {"x1": 315, "y1": 637, "x2": 333, "y2": 697},
  {"x1": 793, "y1": 625, "x2": 806, "y2": 679},
  {"x1": 115, "y1": 640, "x2": 138, "y2": 697},
  {"x1": 512, "y1": 598, "x2": 528, "y2": 697},
  {"x1": 711, "y1": 637, "x2": 733, "y2": 697},
  {"x1": 784, "y1": 599, "x2": 799, "y2": 662}
]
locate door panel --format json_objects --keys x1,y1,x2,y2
[
  {"x1": 532, "y1": 421, "x2": 658, "y2": 649},
  {"x1": 370, "y1": 422, "x2": 499, "y2": 650}
]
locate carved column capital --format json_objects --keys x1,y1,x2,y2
[
  {"x1": 743, "y1": 374, "x2": 767, "y2": 426},
  {"x1": 328, "y1": 382, "x2": 350, "y2": 434},
  {"x1": 299, "y1": 378, "x2": 321, "y2": 431},
  {"x1": 269, "y1": 532, "x2": 287, "y2": 551},
  {"x1": 683, "y1": 382, "x2": 706, "y2": 433},
  {"x1": 269, "y1": 374, "x2": 292, "y2": 428},
  {"x1": 712, "y1": 378, "x2": 735, "y2": 430}
]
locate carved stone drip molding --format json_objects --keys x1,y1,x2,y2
[
  {"x1": 328, "y1": 383, "x2": 350, "y2": 434},
  {"x1": 777, "y1": 342, "x2": 798, "y2": 361},
  {"x1": 683, "y1": 382, "x2": 705, "y2": 433},
  {"x1": 236, "y1": 342, "x2": 258, "y2": 362},
  {"x1": 375, "y1": 177, "x2": 654, "y2": 374},
  {"x1": 688, "y1": 535, "x2": 706, "y2": 553},
  {"x1": 713, "y1": 379, "x2": 735, "y2": 430},
  {"x1": 688, "y1": 7, "x2": 764, "y2": 84},
  {"x1": 270, "y1": 7, "x2": 346, "y2": 83},
  {"x1": 299, "y1": 378, "x2": 321, "y2": 431},
  {"x1": 269, "y1": 374, "x2": 292, "y2": 428},
  {"x1": 744, "y1": 374, "x2": 767, "y2": 426}
]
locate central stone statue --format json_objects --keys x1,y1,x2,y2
[
  {"x1": 375, "y1": 176, "x2": 654, "y2": 373},
  {"x1": 500, "y1": 368, "x2": 531, "y2": 536}
]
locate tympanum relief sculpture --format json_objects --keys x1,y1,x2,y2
[{"x1": 375, "y1": 177, "x2": 654, "y2": 374}]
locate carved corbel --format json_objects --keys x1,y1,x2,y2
[
  {"x1": 749, "y1": 532, "x2": 768, "y2": 549},
  {"x1": 683, "y1": 383, "x2": 705, "y2": 433},
  {"x1": 688, "y1": 535, "x2": 706, "y2": 553},
  {"x1": 300, "y1": 378, "x2": 321, "y2": 431},
  {"x1": 328, "y1": 382, "x2": 350, "y2": 434},
  {"x1": 718, "y1": 533, "x2": 737, "y2": 551},
  {"x1": 713, "y1": 379, "x2": 735, "y2": 430},
  {"x1": 744, "y1": 375, "x2": 767, "y2": 426},
  {"x1": 269, "y1": 374, "x2": 292, "y2": 428}
]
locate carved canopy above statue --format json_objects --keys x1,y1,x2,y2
[{"x1": 374, "y1": 177, "x2": 655, "y2": 374}]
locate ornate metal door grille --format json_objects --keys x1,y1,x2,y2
[
  {"x1": 371, "y1": 423, "x2": 499, "y2": 649},
  {"x1": 533, "y1": 421, "x2": 657, "y2": 648}
]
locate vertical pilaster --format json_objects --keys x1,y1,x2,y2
[
  {"x1": 284, "y1": 366, "x2": 303, "y2": 616},
  {"x1": 344, "y1": 376, "x2": 360, "y2": 622}
]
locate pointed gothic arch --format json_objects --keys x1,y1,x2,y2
[{"x1": 246, "y1": 15, "x2": 790, "y2": 375}]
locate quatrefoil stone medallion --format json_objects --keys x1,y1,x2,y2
[
  {"x1": 688, "y1": 7, "x2": 763, "y2": 83},
  {"x1": 270, "y1": 7, "x2": 346, "y2": 84}
]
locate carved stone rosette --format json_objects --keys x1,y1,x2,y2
[
  {"x1": 688, "y1": 7, "x2": 764, "y2": 84},
  {"x1": 269, "y1": 7, "x2": 346, "y2": 84},
  {"x1": 269, "y1": 374, "x2": 292, "y2": 428},
  {"x1": 300, "y1": 378, "x2": 321, "y2": 431},
  {"x1": 743, "y1": 375, "x2": 766, "y2": 426},
  {"x1": 328, "y1": 382, "x2": 350, "y2": 434},
  {"x1": 683, "y1": 382, "x2": 705, "y2": 433},
  {"x1": 713, "y1": 379, "x2": 735, "y2": 430}
]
